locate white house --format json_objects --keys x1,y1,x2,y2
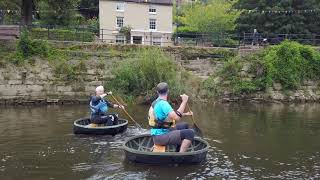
[{"x1": 99, "y1": 0, "x2": 173, "y2": 46}]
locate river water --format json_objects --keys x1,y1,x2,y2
[{"x1": 1, "y1": 103, "x2": 320, "y2": 179}]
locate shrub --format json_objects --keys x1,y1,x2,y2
[
  {"x1": 264, "y1": 41, "x2": 320, "y2": 89},
  {"x1": 87, "y1": 17, "x2": 99, "y2": 34},
  {"x1": 109, "y1": 48, "x2": 184, "y2": 98},
  {"x1": 15, "y1": 29, "x2": 51, "y2": 62},
  {"x1": 208, "y1": 40, "x2": 320, "y2": 96}
]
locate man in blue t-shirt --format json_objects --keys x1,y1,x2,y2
[{"x1": 151, "y1": 82, "x2": 194, "y2": 153}]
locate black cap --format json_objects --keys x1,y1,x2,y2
[{"x1": 157, "y1": 82, "x2": 169, "y2": 94}]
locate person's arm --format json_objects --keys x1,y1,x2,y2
[
  {"x1": 168, "y1": 94, "x2": 191, "y2": 121},
  {"x1": 106, "y1": 99, "x2": 124, "y2": 109}
]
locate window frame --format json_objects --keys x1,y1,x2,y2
[
  {"x1": 116, "y1": 35, "x2": 126, "y2": 44},
  {"x1": 116, "y1": 16, "x2": 124, "y2": 28},
  {"x1": 149, "y1": 5, "x2": 157, "y2": 14},
  {"x1": 149, "y1": 18, "x2": 157, "y2": 30},
  {"x1": 116, "y1": 3, "x2": 125, "y2": 11}
]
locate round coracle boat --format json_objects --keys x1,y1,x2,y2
[
  {"x1": 123, "y1": 134, "x2": 209, "y2": 164},
  {"x1": 73, "y1": 117, "x2": 128, "y2": 135}
]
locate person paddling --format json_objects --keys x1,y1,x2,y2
[
  {"x1": 148, "y1": 82, "x2": 194, "y2": 153},
  {"x1": 90, "y1": 85, "x2": 124, "y2": 126}
]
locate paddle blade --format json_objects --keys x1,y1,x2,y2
[{"x1": 192, "y1": 124, "x2": 203, "y2": 137}]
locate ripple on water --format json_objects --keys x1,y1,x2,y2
[{"x1": 2, "y1": 104, "x2": 320, "y2": 179}]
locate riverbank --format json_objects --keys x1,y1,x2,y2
[
  {"x1": 1, "y1": 36, "x2": 320, "y2": 105},
  {"x1": 0, "y1": 37, "x2": 235, "y2": 105}
]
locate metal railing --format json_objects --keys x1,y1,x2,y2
[{"x1": 4, "y1": 24, "x2": 320, "y2": 48}]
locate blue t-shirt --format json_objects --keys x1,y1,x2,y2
[{"x1": 150, "y1": 99, "x2": 174, "y2": 136}]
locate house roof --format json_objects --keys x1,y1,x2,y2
[{"x1": 104, "y1": 0, "x2": 173, "y2": 6}]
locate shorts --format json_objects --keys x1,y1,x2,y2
[{"x1": 152, "y1": 122, "x2": 194, "y2": 146}]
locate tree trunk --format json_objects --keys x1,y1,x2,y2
[{"x1": 21, "y1": 0, "x2": 33, "y2": 26}]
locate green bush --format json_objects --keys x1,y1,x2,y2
[
  {"x1": 30, "y1": 28, "x2": 95, "y2": 42},
  {"x1": 264, "y1": 41, "x2": 320, "y2": 89},
  {"x1": 109, "y1": 48, "x2": 184, "y2": 98},
  {"x1": 14, "y1": 29, "x2": 51, "y2": 64},
  {"x1": 87, "y1": 17, "x2": 99, "y2": 34},
  {"x1": 208, "y1": 40, "x2": 320, "y2": 96}
]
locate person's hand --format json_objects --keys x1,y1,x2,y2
[
  {"x1": 184, "y1": 111, "x2": 193, "y2": 116},
  {"x1": 100, "y1": 93, "x2": 107, "y2": 98},
  {"x1": 107, "y1": 91, "x2": 112, "y2": 95},
  {"x1": 180, "y1": 94, "x2": 189, "y2": 103},
  {"x1": 118, "y1": 104, "x2": 125, "y2": 109}
]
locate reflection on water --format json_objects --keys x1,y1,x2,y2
[{"x1": 1, "y1": 103, "x2": 320, "y2": 179}]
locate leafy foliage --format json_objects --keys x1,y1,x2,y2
[
  {"x1": 87, "y1": 17, "x2": 99, "y2": 34},
  {"x1": 119, "y1": 26, "x2": 132, "y2": 43},
  {"x1": 16, "y1": 29, "x2": 50, "y2": 59},
  {"x1": 78, "y1": 0, "x2": 99, "y2": 19},
  {"x1": 109, "y1": 48, "x2": 184, "y2": 98},
  {"x1": 176, "y1": 0, "x2": 240, "y2": 34},
  {"x1": 37, "y1": 0, "x2": 81, "y2": 26},
  {"x1": 235, "y1": 0, "x2": 320, "y2": 35},
  {"x1": 205, "y1": 41, "x2": 320, "y2": 96}
]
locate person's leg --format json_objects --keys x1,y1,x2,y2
[
  {"x1": 99, "y1": 114, "x2": 118, "y2": 126},
  {"x1": 174, "y1": 122, "x2": 189, "y2": 130},
  {"x1": 153, "y1": 134, "x2": 169, "y2": 146},
  {"x1": 91, "y1": 116, "x2": 106, "y2": 124},
  {"x1": 110, "y1": 114, "x2": 119, "y2": 125},
  {"x1": 180, "y1": 139, "x2": 192, "y2": 153},
  {"x1": 179, "y1": 129, "x2": 195, "y2": 152}
]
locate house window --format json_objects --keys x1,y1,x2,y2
[
  {"x1": 116, "y1": 17, "x2": 124, "y2": 28},
  {"x1": 149, "y1": 19, "x2": 156, "y2": 30},
  {"x1": 116, "y1": 35, "x2": 125, "y2": 44},
  {"x1": 149, "y1": 6, "x2": 156, "y2": 14},
  {"x1": 152, "y1": 37, "x2": 161, "y2": 46},
  {"x1": 116, "y1": 3, "x2": 125, "y2": 11}
]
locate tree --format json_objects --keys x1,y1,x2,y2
[
  {"x1": 0, "y1": 0, "x2": 33, "y2": 25},
  {"x1": 78, "y1": 0, "x2": 99, "y2": 19},
  {"x1": 1, "y1": 0, "x2": 89, "y2": 26},
  {"x1": 120, "y1": 26, "x2": 132, "y2": 43},
  {"x1": 176, "y1": 0, "x2": 240, "y2": 34},
  {"x1": 37, "y1": 0, "x2": 80, "y2": 26},
  {"x1": 21, "y1": 0, "x2": 33, "y2": 26},
  {"x1": 235, "y1": 0, "x2": 320, "y2": 35}
]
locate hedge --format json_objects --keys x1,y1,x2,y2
[{"x1": 30, "y1": 28, "x2": 95, "y2": 42}]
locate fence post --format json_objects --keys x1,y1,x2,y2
[
  {"x1": 243, "y1": 32, "x2": 246, "y2": 47},
  {"x1": 238, "y1": 33, "x2": 241, "y2": 48},
  {"x1": 101, "y1": 29, "x2": 103, "y2": 42},
  {"x1": 47, "y1": 26, "x2": 50, "y2": 40}
]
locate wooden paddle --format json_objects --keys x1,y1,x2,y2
[
  {"x1": 110, "y1": 94, "x2": 143, "y2": 129},
  {"x1": 187, "y1": 103, "x2": 203, "y2": 137}
]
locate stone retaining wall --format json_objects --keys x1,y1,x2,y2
[
  {"x1": 0, "y1": 44, "x2": 230, "y2": 105},
  {"x1": 0, "y1": 56, "x2": 120, "y2": 105}
]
